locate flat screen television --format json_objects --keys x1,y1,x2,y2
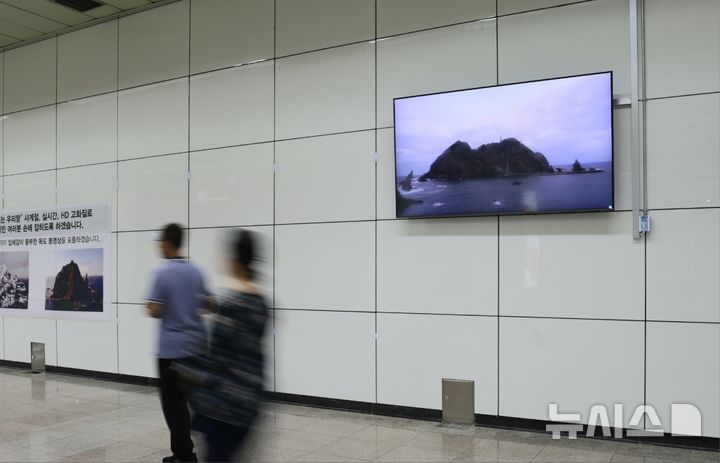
[{"x1": 393, "y1": 71, "x2": 614, "y2": 218}]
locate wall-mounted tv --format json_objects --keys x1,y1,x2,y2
[{"x1": 393, "y1": 71, "x2": 614, "y2": 218}]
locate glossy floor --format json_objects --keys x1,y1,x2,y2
[{"x1": 0, "y1": 367, "x2": 717, "y2": 462}]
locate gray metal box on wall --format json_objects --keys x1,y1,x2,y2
[
  {"x1": 31, "y1": 342, "x2": 45, "y2": 373},
  {"x1": 442, "y1": 378, "x2": 474, "y2": 425}
]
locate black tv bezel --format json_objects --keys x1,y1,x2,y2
[{"x1": 392, "y1": 70, "x2": 615, "y2": 220}]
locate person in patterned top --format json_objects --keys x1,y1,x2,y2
[{"x1": 174, "y1": 229, "x2": 269, "y2": 462}]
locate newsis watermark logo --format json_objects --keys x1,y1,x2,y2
[{"x1": 546, "y1": 404, "x2": 702, "y2": 439}]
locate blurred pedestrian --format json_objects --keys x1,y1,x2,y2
[
  {"x1": 146, "y1": 223, "x2": 208, "y2": 463},
  {"x1": 175, "y1": 229, "x2": 269, "y2": 462}
]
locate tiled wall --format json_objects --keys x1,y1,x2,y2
[{"x1": 0, "y1": 0, "x2": 718, "y2": 438}]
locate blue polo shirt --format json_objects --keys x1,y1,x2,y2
[{"x1": 147, "y1": 258, "x2": 208, "y2": 359}]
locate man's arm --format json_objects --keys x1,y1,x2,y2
[
  {"x1": 146, "y1": 269, "x2": 167, "y2": 319},
  {"x1": 147, "y1": 302, "x2": 164, "y2": 319}
]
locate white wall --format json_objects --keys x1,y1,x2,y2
[{"x1": 0, "y1": 0, "x2": 718, "y2": 438}]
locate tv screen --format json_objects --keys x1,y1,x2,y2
[{"x1": 393, "y1": 72, "x2": 614, "y2": 218}]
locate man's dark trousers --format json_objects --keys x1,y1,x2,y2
[{"x1": 158, "y1": 358, "x2": 194, "y2": 458}]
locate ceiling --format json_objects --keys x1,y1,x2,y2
[{"x1": 0, "y1": 0, "x2": 174, "y2": 52}]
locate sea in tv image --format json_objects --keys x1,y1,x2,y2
[
  {"x1": 394, "y1": 72, "x2": 614, "y2": 217},
  {"x1": 0, "y1": 251, "x2": 29, "y2": 309},
  {"x1": 45, "y1": 248, "x2": 103, "y2": 312}
]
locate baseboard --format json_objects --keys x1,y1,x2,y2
[
  {"x1": 472, "y1": 413, "x2": 720, "y2": 451},
  {"x1": 265, "y1": 391, "x2": 442, "y2": 422},
  {"x1": 266, "y1": 392, "x2": 719, "y2": 452},
  {"x1": 0, "y1": 359, "x2": 159, "y2": 387},
  {"x1": 0, "y1": 359, "x2": 29, "y2": 370},
  {"x1": 1, "y1": 361, "x2": 716, "y2": 452}
]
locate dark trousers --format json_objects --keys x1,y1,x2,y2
[
  {"x1": 158, "y1": 358, "x2": 194, "y2": 458},
  {"x1": 194, "y1": 415, "x2": 251, "y2": 463}
]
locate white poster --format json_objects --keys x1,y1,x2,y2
[{"x1": 0, "y1": 203, "x2": 112, "y2": 320}]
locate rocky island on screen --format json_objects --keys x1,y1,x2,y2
[{"x1": 394, "y1": 72, "x2": 613, "y2": 217}]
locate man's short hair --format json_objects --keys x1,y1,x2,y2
[{"x1": 161, "y1": 223, "x2": 183, "y2": 249}]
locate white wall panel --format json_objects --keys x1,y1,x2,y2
[
  {"x1": 3, "y1": 38, "x2": 56, "y2": 113},
  {"x1": 189, "y1": 62, "x2": 273, "y2": 151},
  {"x1": 499, "y1": 211, "x2": 644, "y2": 320},
  {"x1": 499, "y1": 318, "x2": 644, "y2": 426},
  {"x1": 377, "y1": 0, "x2": 495, "y2": 38},
  {"x1": 275, "y1": 131, "x2": 375, "y2": 224},
  {"x1": 4, "y1": 106, "x2": 56, "y2": 175},
  {"x1": 645, "y1": 0, "x2": 720, "y2": 99},
  {"x1": 613, "y1": 108, "x2": 632, "y2": 211},
  {"x1": 646, "y1": 93, "x2": 720, "y2": 210},
  {"x1": 117, "y1": 304, "x2": 159, "y2": 378},
  {"x1": 3, "y1": 317, "x2": 57, "y2": 365},
  {"x1": 117, "y1": 231, "x2": 158, "y2": 304},
  {"x1": 377, "y1": 219, "x2": 498, "y2": 315},
  {"x1": 0, "y1": 317, "x2": 3, "y2": 359},
  {"x1": 377, "y1": 314, "x2": 497, "y2": 414},
  {"x1": 647, "y1": 209, "x2": 720, "y2": 323},
  {"x1": 498, "y1": 0, "x2": 630, "y2": 95},
  {"x1": 189, "y1": 226, "x2": 273, "y2": 298},
  {"x1": 0, "y1": 54, "x2": 4, "y2": 116},
  {"x1": 189, "y1": 144, "x2": 273, "y2": 228},
  {"x1": 276, "y1": 43, "x2": 374, "y2": 139},
  {"x1": 647, "y1": 322, "x2": 720, "y2": 438},
  {"x1": 118, "y1": 0, "x2": 189, "y2": 89},
  {"x1": 56, "y1": 320, "x2": 118, "y2": 373},
  {"x1": 190, "y1": 0, "x2": 274, "y2": 74},
  {"x1": 118, "y1": 79, "x2": 189, "y2": 160},
  {"x1": 4, "y1": 171, "x2": 55, "y2": 210},
  {"x1": 498, "y1": 0, "x2": 586, "y2": 16},
  {"x1": 275, "y1": 222, "x2": 374, "y2": 311},
  {"x1": 57, "y1": 21, "x2": 118, "y2": 101},
  {"x1": 57, "y1": 163, "x2": 118, "y2": 232},
  {"x1": 276, "y1": 0, "x2": 374, "y2": 56},
  {"x1": 377, "y1": 20, "x2": 497, "y2": 128},
  {"x1": 57, "y1": 93, "x2": 117, "y2": 168},
  {"x1": 376, "y1": 129, "x2": 396, "y2": 220},
  {"x1": 117, "y1": 231, "x2": 188, "y2": 305},
  {"x1": 117, "y1": 153, "x2": 188, "y2": 232},
  {"x1": 275, "y1": 310, "x2": 375, "y2": 402}
]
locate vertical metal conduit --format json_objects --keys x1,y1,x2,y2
[{"x1": 630, "y1": 0, "x2": 647, "y2": 239}]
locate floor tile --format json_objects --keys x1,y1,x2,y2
[
  {"x1": 263, "y1": 412, "x2": 323, "y2": 431},
  {"x1": 294, "y1": 451, "x2": 367, "y2": 462},
  {"x1": 454, "y1": 438, "x2": 544, "y2": 462},
  {"x1": 376, "y1": 444, "x2": 464, "y2": 462},
  {"x1": 0, "y1": 367, "x2": 716, "y2": 463},
  {"x1": 266, "y1": 430, "x2": 340, "y2": 452},
  {"x1": 0, "y1": 446, "x2": 58, "y2": 463},
  {"x1": 406, "y1": 431, "x2": 478, "y2": 452},
  {"x1": 117, "y1": 428, "x2": 171, "y2": 450},
  {"x1": 62, "y1": 441, "x2": 159, "y2": 462},
  {"x1": 312, "y1": 437, "x2": 400, "y2": 461},
  {"x1": 301, "y1": 419, "x2": 371, "y2": 437},
  {"x1": 349, "y1": 425, "x2": 420, "y2": 445},
  {"x1": 533, "y1": 444, "x2": 614, "y2": 463}
]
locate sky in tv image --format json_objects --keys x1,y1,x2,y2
[
  {"x1": 394, "y1": 72, "x2": 613, "y2": 218},
  {"x1": 45, "y1": 248, "x2": 104, "y2": 312}
]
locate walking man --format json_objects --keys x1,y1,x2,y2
[{"x1": 146, "y1": 223, "x2": 208, "y2": 463}]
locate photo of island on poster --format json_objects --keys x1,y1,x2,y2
[
  {"x1": 45, "y1": 248, "x2": 103, "y2": 312},
  {"x1": 394, "y1": 72, "x2": 613, "y2": 217},
  {"x1": 0, "y1": 251, "x2": 29, "y2": 309}
]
